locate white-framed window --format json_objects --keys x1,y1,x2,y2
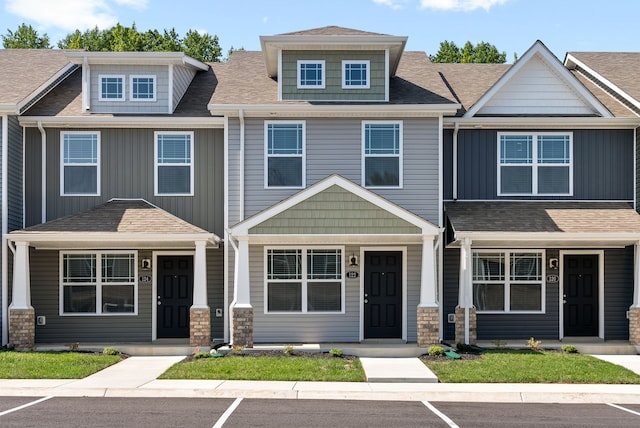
[
  {"x1": 265, "y1": 121, "x2": 305, "y2": 188},
  {"x1": 154, "y1": 131, "x2": 194, "y2": 196},
  {"x1": 99, "y1": 75, "x2": 125, "y2": 101},
  {"x1": 297, "y1": 60, "x2": 325, "y2": 89},
  {"x1": 265, "y1": 247, "x2": 344, "y2": 313},
  {"x1": 130, "y1": 75, "x2": 156, "y2": 101},
  {"x1": 60, "y1": 251, "x2": 137, "y2": 316},
  {"x1": 342, "y1": 60, "x2": 370, "y2": 89},
  {"x1": 362, "y1": 121, "x2": 402, "y2": 188},
  {"x1": 472, "y1": 250, "x2": 545, "y2": 313},
  {"x1": 498, "y1": 132, "x2": 572, "y2": 196},
  {"x1": 61, "y1": 131, "x2": 100, "y2": 196}
]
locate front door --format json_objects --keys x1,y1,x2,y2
[
  {"x1": 157, "y1": 256, "x2": 193, "y2": 338},
  {"x1": 563, "y1": 254, "x2": 599, "y2": 337},
  {"x1": 364, "y1": 251, "x2": 402, "y2": 339}
]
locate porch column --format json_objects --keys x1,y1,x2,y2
[
  {"x1": 417, "y1": 235, "x2": 439, "y2": 347},
  {"x1": 630, "y1": 241, "x2": 640, "y2": 345},
  {"x1": 455, "y1": 238, "x2": 476, "y2": 345},
  {"x1": 231, "y1": 236, "x2": 253, "y2": 347},
  {"x1": 190, "y1": 240, "x2": 210, "y2": 347},
  {"x1": 9, "y1": 241, "x2": 35, "y2": 349}
]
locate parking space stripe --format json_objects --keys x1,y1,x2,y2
[
  {"x1": 212, "y1": 397, "x2": 243, "y2": 428},
  {"x1": 0, "y1": 396, "x2": 54, "y2": 417},
  {"x1": 422, "y1": 401, "x2": 460, "y2": 428},
  {"x1": 607, "y1": 403, "x2": 640, "y2": 416}
]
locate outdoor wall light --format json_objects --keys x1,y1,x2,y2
[{"x1": 349, "y1": 255, "x2": 359, "y2": 267}]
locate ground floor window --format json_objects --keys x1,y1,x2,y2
[
  {"x1": 266, "y1": 247, "x2": 344, "y2": 313},
  {"x1": 472, "y1": 250, "x2": 544, "y2": 313},
  {"x1": 60, "y1": 251, "x2": 137, "y2": 315}
]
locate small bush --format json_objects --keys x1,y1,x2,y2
[
  {"x1": 102, "y1": 347, "x2": 120, "y2": 356},
  {"x1": 329, "y1": 348, "x2": 344, "y2": 358},
  {"x1": 428, "y1": 345, "x2": 445, "y2": 356},
  {"x1": 231, "y1": 344, "x2": 244, "y2": 353},
  {"x1": 193, "y1": 351, "x2": 211, "y2": 359},
  {"x1": 562, "y1": 344, "x2": 579, "y2": 354},
  {"x1": 283, "y1": 346, "x2": 295, "y2": 355},
  {"x1": 527, "y1": 337, "x2": 541, "y2": 350}
]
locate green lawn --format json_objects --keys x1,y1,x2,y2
[
  {"x1": 159, "y1": 355, "x2": 366, "y2": 382},
  {"x1": 0, "y1": 351, "x2": 122, "y2": 379},
  {"x1": 422, "y1": 349, "x2": 640, "y2": 384}
]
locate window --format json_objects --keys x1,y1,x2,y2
[
  {"x1": 155, "y1": 132, "x2": 194, "y2": 195},
  {"x1": 363, "y1": 121, "x2": 402, "y2": 187},
  {"x1": 498, "y1": 132, "x2": 572, "y2": 195},
  {"x1": 266, "y1": 248, "x2": 343, "y2": 313},
  {"x1": 265, "y1": 121, "x2": 305, "y2": 188},
  {"x1": 61, "y1": 132, "x2": 100, "y2": 196},
  {"x1": 472, "y1": 251, "x2": 544, "y2": 313},
  {"x1": 343, "y1": 60, "x2": 370, "y2": 89},
  {"x1": 297, "y1": 60, "x2": 325, "y2": 88},
  {"x1": 61, "y1": 252, "x2": 137, "y2": 315},
  {"x1": 99, "y1": 75, "x2": 124, "y2": 101},
  {"x1": 130, "y1": 75, "x2": 156, "y2": 101}
]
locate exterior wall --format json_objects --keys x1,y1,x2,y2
[
  {"x1": 281, "y1": 50, "x2": 386, "y2": 101},
  {"x1": 207, "y1": 248, "x2": 225, "y2": 340},
  {"x1": 442, "y1": 247, "x2": 459, "y2": 341},
  {"x1": 604, "y1": 247, "x2": 634, "y2": 340},
  {"x1": 7, "y1": 116, "x2": 23, "y2": 232},
  {"x1": 89, "y1": 64, "x2": 169, "y2": 114},
  {"x1": 636, "y1": 128, "x2": 640, "y2": 212},
  {"x1": 0, "y1": 116, "x2": 3, "y2": 339},
  {"x1": 172, "y1": 65, "x2": 197, "y2": 111},
  {"x1": 24, "y1": 127, "x2": 224, "y2": 235},
  {"x1": 445, "y1": 129, "x2": 634, "y2": 201}
]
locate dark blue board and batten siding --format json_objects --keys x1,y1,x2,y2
[
  {"x1": 604, "y1": 247, "x2": 634, "y2": 340},
  {"x1": 444, "y1": 129, "x2": 634, "y2": 201}
]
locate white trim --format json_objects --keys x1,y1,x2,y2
[
  {"x1": 559, "y1": 250, "x2": 605, "y2": 339},
  {"x1": 342, "y1": 60, "x2": 370, "y2": 89},
  {"x1": 130, "y1": 74, "x2": 157, "y2": 102},
  {"x1": 167, "y1": 65, "x2": 174, "y2": 114},
  {"x1": 264, "y1": 120, "x2": 306, "y2": 189},
  {"x1": 60, "y1": 131, "x2": 101, "y2": 197},
  {"x1": 20, "y1": 116, "x2": 224, "y2": 128},
  {"x1": 296, "y1": 60, "x2": 325, "y2": 89},
  {"x1": 1, "y1": 114, "x2": 7, "y2": 344},
  {"x1": 362, "y1": 120, "x2": 403, "y2": 189},
  {"x1": 154, "y1": 131, "x2": 195, "y2": 196},
  {"x1": 384, "y1": 49, "x2": 389, "y2": 102},
  {"x1": 223, "y1": 115, "x2": 230, "y2": 343},
  {"x1": 443, "y1": 116, "x2": 639, "y2": 129},
  {"x1": 98, "y1": 74, "x2": 125, "y2": 101},
  {"x1": 65, "y1": 51, "x2": 208, "y2": 70},
  {"x1": 277, "y1": 49, "x2": 283, "y2": 101},
  {"x1": 209, "y1": 103, "x2": 460, "y2": 118},
  {"x1": 359, "y1": 246, "x2": 407, "y2": 341}
]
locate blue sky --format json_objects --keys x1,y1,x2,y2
[{"x1": 0, "y1": 0, "x2": 637, "y2": 62}]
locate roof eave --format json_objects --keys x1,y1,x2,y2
[
  {"x1": 450, "y1": 231, "x2": 640, "y2": 247},
  {"x1": 8, "y1": 231, "x2": 220, "y2": 248},
  {"x1": 443, "y1": 116, "x2": 640, "y2": 129},
  {"x1": 19, "y1": 116, "x2": 225, "y2": 128},
  {"x1": 64, "y1": 51, "x2": 208, "y2": 71}
]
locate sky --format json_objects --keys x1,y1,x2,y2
[{"x1": 0, "y1": 0, "x2": 638, "y2": 62}]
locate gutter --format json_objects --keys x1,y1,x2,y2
[{"x1": 239, "y1": 109, "x2": 245, "y2": 220}]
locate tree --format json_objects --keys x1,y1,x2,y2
[
  {"x1": 2, "y1": 23, "x2": 51, "y2": 48},
  {"x1": 430, "y1": 40, "x2": 507, "y2": 64},
  {"x1": 183, "y1": 30, "x2": 221, "y2": 62}
]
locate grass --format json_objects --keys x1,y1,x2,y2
[
  {"x1": 0, "y1": 351, "x2": 122, "y2": 379},
  {"x1": 422, "y1": 349, "x2": 640, "y2": 384},
  {"x1": 159, "y1": 355, "x2": 366, "y2": 382}
]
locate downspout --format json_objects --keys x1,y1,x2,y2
[
  {"x1": 37, "y1": 121, "x2": 46, "y2": 224},
  {"x1": 1, "y1": 114, "x2": 7, "y2": 345},
  {"x1": 452, "y1": 121, "x2": 459, "y2": 201},
  {"x1": 227, "y1": 230, "x2": 239, "y2": 345},
  {"x1": 239, "y1": 109, "x2": 245, "y2": 220}
]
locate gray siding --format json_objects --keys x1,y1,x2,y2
[
  {"x1": 636, "y1": 129, "x2": 640, "y2": 211},
  {"x1": 207, "y1": 248, "x2": 225, "y2": 339},
  {"x1": 24, "y1": 127, "x2": 224, "y2": 235},
  {"x1": 172, "y1": 65, "x2": 196, "y2": 111},
  {"x1": 90, "y1": 64, "x2": 169, "y2": 114},
  {"x1": 448, "y1": 129, "x2": 634, "y2": 201},
  {"x1": 442, "y1": 247, "x2": 459, "y2": 341},
  {"x1": 604, "y1": 247, "x2": 634, "y2": 340},
  {"x1": 7, "y1": 115, "x2": 23, "y2": 231}
]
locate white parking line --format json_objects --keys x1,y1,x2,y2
[
  {"x1": 422, "y1": 401, "x2": 460, "y2": 428},
  {"x1": 607, "y1": 403, "x2": 640, "y2": 416},
  {"x1": 0, "y1": 396, "x2": 54, "y2": 417},
  {"x1": 212, "y1": 397, "x2": 243, "y2": 428}
]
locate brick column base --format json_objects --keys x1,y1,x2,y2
[
  {"x1": 417, "y1": 306, "x2": 440, "y2": 347},
  {"x1": 190, "y1": 307, "x2": 211, "y2": 347},
  {"x1": 454, "y1": 306, "x2": 477, "y2": 345},
  {"x1": 9, "y1": 308, "x2": 35, "y2": 350},
  {"x1": 232, "y1": 306, "x2": 254, "y2": 348},
  {"x1": 629, "y1": 307, "x2": 640, "y2": 346}
]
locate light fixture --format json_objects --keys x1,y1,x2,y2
[
  {"x1": 349, "y1": 255, "x2": 359, "y2": 267},
  {"x1": 141, "y1": 258, "x2": 152, "y2": 270},
  {"x1": 548, "y1": 258, "x2": 559, "y2": 270}
]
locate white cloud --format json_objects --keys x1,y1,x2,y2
[
  {"x1": 372, "y1": 0, "x2": 407, "y2": 10},
  {"x1": 4, "y1": 0, "x2": 147, "y2": 31},
  {"x1": 419, "y1": 0, "x2": 509, "y2": 11}
]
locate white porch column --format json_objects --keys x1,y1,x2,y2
[
  {"x1": 457, "y1": 238, "x2": 474, "y2": 344},
  {"x1": 192, "y1": 240, "x2": 208, "y2": 308},
  {"x1": 419, "y1": 235, "x2": 437, "y2": 307},
  {"x1": 10, "y1": 241, "x2": 32, "y2": 310},
  {"x1": 234, "y1": 236, "x2": 251, "y2": 307}
]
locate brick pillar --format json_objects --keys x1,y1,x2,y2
[
  {"x1": 232, "y1": 306, "x2": 253, "y2": 348},
  {"x1": 190, "y1": 307, "x2": 211, "y2": 347},
  {"x1": 455, "y1": 306, "x2": 477, "y2": 345},
  {"x1": 417, "y1": 306, "x2": 440, "y2": 347},
  {"x1": 629, "y1": 307, "x2": 640, "y2": 346},
  {"x1": 9, "y1": 308, "x2": 35, "y2": 350}
]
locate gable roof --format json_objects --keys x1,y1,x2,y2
[{"x1": 279, "y1": 26, "x2": 389, "y2": 37}]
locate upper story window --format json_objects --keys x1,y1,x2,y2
[
  {"x1": 498, "y1": 132, "x2": 572, "y2": 196},
  {"x1": 342, "y1": 60, "x2": 370, "y2": 89},
  {"x1": 155, "y1": 131, "x2": 194, "y2": 196},
  {"x1": 99, "y1": 75, "x2": 125, "y2": 101},
  {"x1": 265, "y1": 121, "x2": 305, "y2": 188},
  {"x1": 297, "y1": 60, "x2": 325, "y2": 89},
  {"x1": 131, "y1": 75, "x2": 156, "y2": 101},
  {"x1": 362, "y1": 121, "x2": 402, "y2": 188},
  {"x1": 61, "y1": 131, "x2": 100, "y2": 196}
]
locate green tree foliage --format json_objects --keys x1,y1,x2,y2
[
  {"x1": 183, "y1": 30, "x2": 222, "y2": 62},
  {"x1": 430, "y1": 40, "x2": 507, "y2": 64},
  {"x1": 2, "y1": 23, "x2": 51, "y2": 48}
]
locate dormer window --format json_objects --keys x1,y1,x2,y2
[
  {"x1": 99, "y1": 75, "x2": 124, "y2": 101},
  {"x1": 297, "y1": 60, "x2": 325, "y2": 89},
  {"x1": 131, "y1": 75, "x2": 156, "y2": 101},
  {"x1": 343, "y1": 60, "x2": 370, "y2": 89}
]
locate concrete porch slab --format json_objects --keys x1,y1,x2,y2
[{"x1": 359, "y1": 357, "x2": 438, "y2": 383}]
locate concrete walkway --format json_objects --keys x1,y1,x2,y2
[{"x1": 360, "y1": 357, "x2": 438, "y2": 383}]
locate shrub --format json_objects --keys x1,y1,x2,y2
[
  {"x1": 193, "y1": 351, "x2": 211, "y2": 359},
  {"x1": 283, "y1": 345, "x2": 295, "y2": 355},
  {"x1": 102, "y1": 347, "x2": 120, "y2": 356},
  {"x1": 329, "y1": 348, "x2": 344, "y2": 358},
  {"x1": 562, "y1": 344, "x2": 578, "y2": 354},
  {"x1": 231, "y1": 344, "x2": 244, "y2": 353},
  {"x1": 428, "y1": 345, "x2": 445, "y2": 356},
  {"x1": 527, "y1": 337, "x2": 541, "y2": 350}
]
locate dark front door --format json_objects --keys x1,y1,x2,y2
[
  {"x1": 157, "y1": 256, "x2": 193, "y2": 338},
  {"x1": 364, "y1": 251, "x2": 402, "y2": 339},
  {"x1": 564, "y1": 254, "x2": 599, "y2": 337}
]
